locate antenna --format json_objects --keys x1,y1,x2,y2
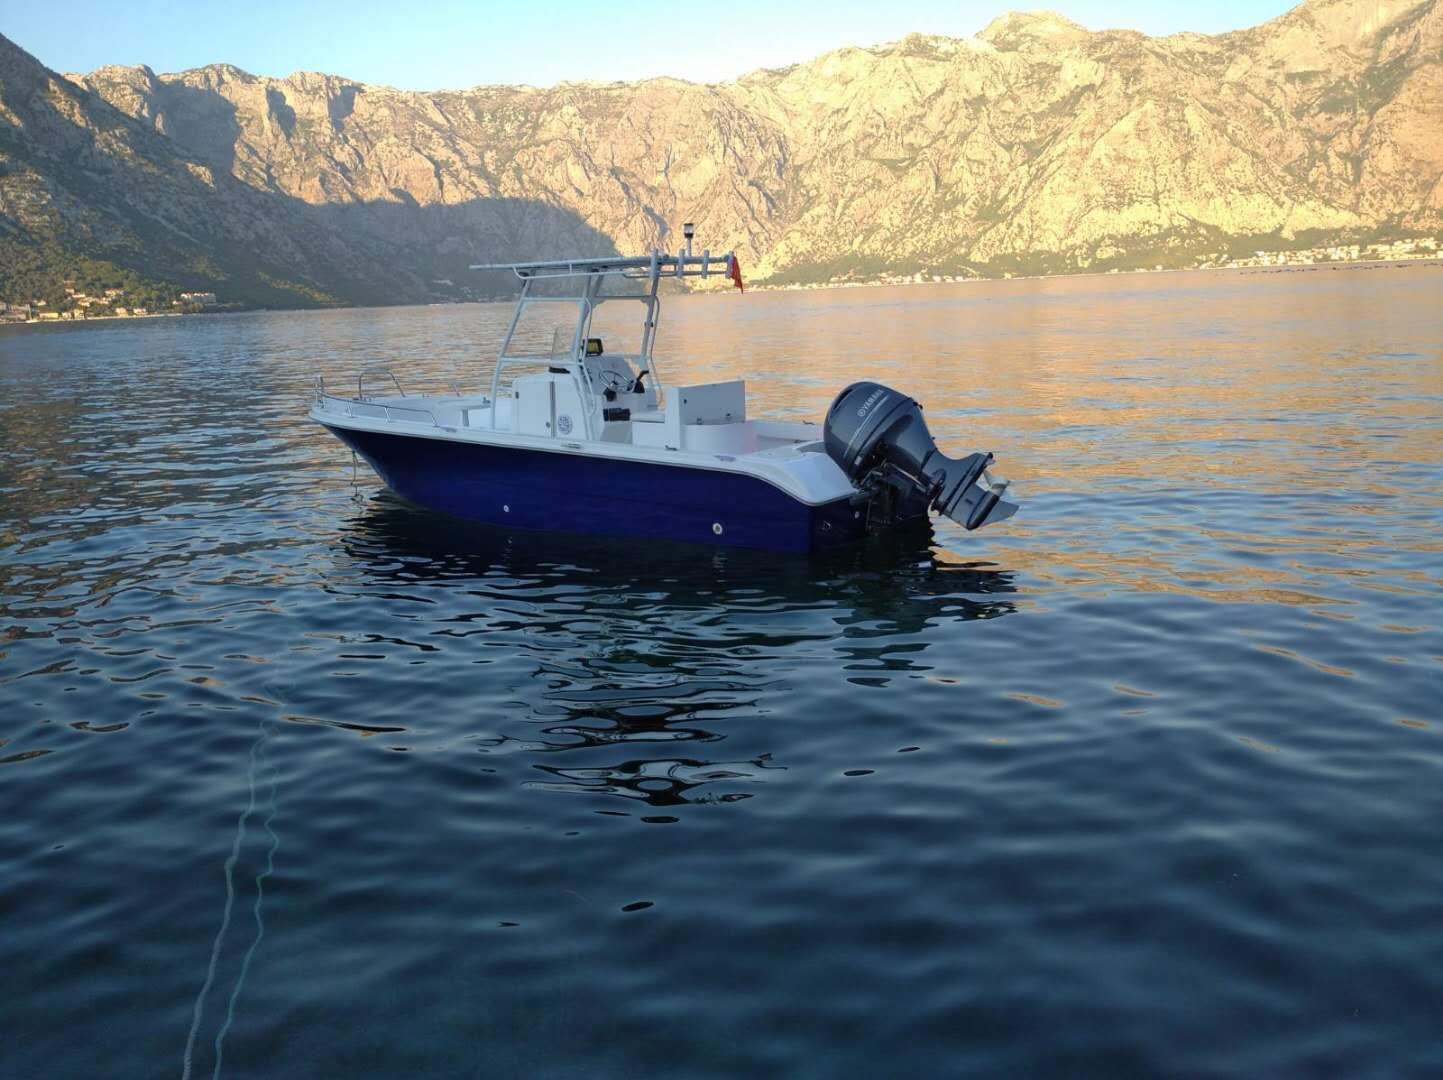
[{"x1": 682, "y1": 222, "x2": 695, "y2": 256}]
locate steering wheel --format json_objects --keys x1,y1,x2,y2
[{"x1": 597, "y1": 369, "x2": 631, "y2": 393}]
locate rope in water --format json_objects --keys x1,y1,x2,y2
[
  {"x1": 181, "y1": 710, "x2": 278, "y2": 1080},
  {"x1": 213, "y1": 725, "x2": 281, "y2": 1077}
]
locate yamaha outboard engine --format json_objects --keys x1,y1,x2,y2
[{"x1": 823, "y1": 382, "x2": 1017, "y2": 531}]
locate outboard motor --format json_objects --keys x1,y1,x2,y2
[{"x1": 823, "y1": 381, "x2": 1018, "y2": 531}]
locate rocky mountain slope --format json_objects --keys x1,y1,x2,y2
[
  {"x1": 0, "y1": 36, "x2": 610, "y2": 306},
  {"x1": 3, "y1": 0, "x2": 1441, "y2": 305},
  {"x1": 0, "y1": 32, "x2": 416, "y2": 307}
]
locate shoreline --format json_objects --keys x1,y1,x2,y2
[
  {"x1": 748, "y1": 255, "x2": 1443, "y2": 294},
  {"x1": 0, "y1": 307, "x2": 237, "y2": 328},
  {"x1": 3, "y1": 256, "x2": 1439, "y2": 329}
]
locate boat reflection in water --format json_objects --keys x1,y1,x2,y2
[{"x1": 334, "y1": 494, "x2": 1019, "y2": 810}]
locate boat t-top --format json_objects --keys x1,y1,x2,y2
[{"x1": 310, "y1": 229, "x2": 1017, "y2": 552}]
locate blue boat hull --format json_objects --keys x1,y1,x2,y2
[{"x1": 326, "y1": 426, "x2": 871, "y2": 552}]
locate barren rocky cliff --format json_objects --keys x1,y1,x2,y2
[{"x1": 3, "y1": 0, "x2": 1441, "y2": 306}]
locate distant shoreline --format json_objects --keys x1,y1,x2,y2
[
  {"x1": 749, "y1": 256, "x2": 1443, "y2": 294},
  {"x1": 0, "y1": 307, "x2": 234, "y2": 328},
  {"x1": 3, "y1": 256, "x2": 1439, "y2": 330}
]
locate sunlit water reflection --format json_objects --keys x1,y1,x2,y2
[{"x1": 2, "y1": 266, "x2": 1441, "y2": 1076}]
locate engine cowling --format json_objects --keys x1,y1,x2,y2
[{"x1": 823, "y1": 381, "x2": 1017, "y2": 531}]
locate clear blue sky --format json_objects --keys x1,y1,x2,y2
[{"x1": 6, "y1": 0, "x2": 1298, "y2": 89}]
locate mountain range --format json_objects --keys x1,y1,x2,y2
[{"x1": 2, "y1": 0, "x2": 1440, "y2": 307}]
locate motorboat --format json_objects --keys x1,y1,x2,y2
[{"x1": 310, "y1": 233, "x2": 1016, "y2": 552}]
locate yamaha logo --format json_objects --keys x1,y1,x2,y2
[
  {"x1": 856, "y1": 388, "x2": 887, "y2": 419},
  {"x1": 557, "y1": 414, "x2": 573, "y2": 435}
]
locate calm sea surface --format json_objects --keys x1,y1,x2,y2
[{"x1": 2, "y1": 266, "x2": 1441, "y2": 1077}]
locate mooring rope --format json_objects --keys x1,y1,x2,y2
[
  {"x1": 181, "y1": 709, "x2": 278, "y2": 1079},
  {"x1": 212, "y1": 724, "x2": 281, "y2": 1077}
]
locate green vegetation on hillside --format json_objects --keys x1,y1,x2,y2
[
  {"x1": 754, "y1": 225, "x2": 1441, "y2": 288},
  {"x1": 0, "y1": 239, "x2": 184, "y2": 308}
]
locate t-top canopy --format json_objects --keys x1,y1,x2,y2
[{"x1": 470, "y1": 250, "x2": 743, "y2": 289}]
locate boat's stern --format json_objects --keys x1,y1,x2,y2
[{"x1": 823, "y1": 381, "x2": 1017, "y2": 532}]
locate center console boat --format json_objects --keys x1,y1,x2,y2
[{"x1": 310, "y1": 237, "x2": 1016, "y2": 552}]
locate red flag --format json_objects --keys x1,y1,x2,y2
[{"x1": 729, "y1": 254, "x2": 745, "y2": 293}]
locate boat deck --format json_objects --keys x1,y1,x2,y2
[
  {"x1": 312, "y1": 390, "x2": 851, "y2": 509},
  {"x1": 317, "y1": 392, "x2": 824, "y2": 457}
]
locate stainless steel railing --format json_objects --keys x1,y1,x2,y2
[
  {"x1": 357, "y1": 366, "x2": 407, "y2": 400},
  {"x1": 313, "y1": 390, "x2": 440, "y2": 427},
  {"x1": 311, "y1": 368, "x2": 491, "y2": 429}
]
